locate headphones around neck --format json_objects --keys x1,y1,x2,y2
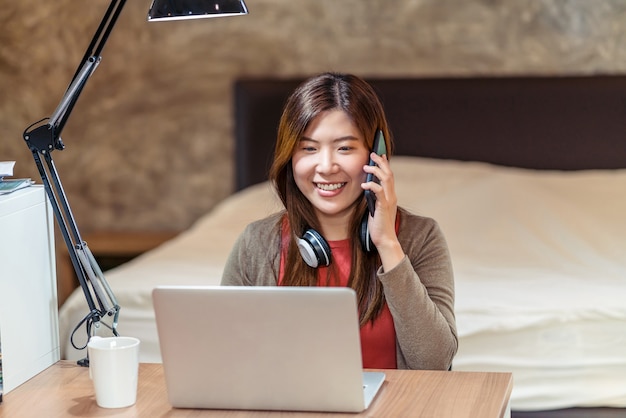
[{"x1": 296, "y1": 213, "x2": 374, "y2": 268}]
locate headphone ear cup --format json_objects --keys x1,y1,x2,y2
[
  {"x1": 297, "y1": 229, "x2": 331, "y2": 268},
  {"x1": 360, "y1": 213, "x2": 375, "y2": 253}
]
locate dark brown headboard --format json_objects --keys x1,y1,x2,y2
[{"x1": 234, "y1": 75, "x2": 626, "y2": 191}]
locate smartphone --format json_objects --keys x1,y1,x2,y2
[{"x1": 364, "y1": 129, "x2": 387, "y2": 216}]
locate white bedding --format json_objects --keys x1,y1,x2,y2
[{"x1": 59, "y1": 156, "x2": 626, "y2": 411}]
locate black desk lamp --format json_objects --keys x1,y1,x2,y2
[{"x1": 22, "y1": 0, "x2": 248, "y2": 366}]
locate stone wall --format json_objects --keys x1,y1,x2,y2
[{"x1": 2, "y1": 0, "x2": 626, "y2": 232}]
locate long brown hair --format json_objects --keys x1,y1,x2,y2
[{"x1": 269, "y1": 73, "x2": 393, "y2": 325}]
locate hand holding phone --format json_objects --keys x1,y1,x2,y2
[{"x1": 364, "y1": 129, "x2": 387, "y2": 216}]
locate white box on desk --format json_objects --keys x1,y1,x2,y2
[{"x1": 0, "y1": 186, "x2": 60, "y2": 394}]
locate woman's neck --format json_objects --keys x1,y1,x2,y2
[{"x1": 316, "y1": 210, "x2": 354, "y2": 241}]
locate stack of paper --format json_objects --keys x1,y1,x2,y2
[
  {"x1": 0, "y1": 161, "x2": 15, "y2": 178},
  {"x1": 0, "y1": 161, "x2": 33, "y2": 195}
]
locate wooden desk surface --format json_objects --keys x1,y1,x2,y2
[{"x1": 0, "y1": 361, "x2": 512, "y2": 418}]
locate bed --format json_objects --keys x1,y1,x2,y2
[{"x1": 59, "y1": 75, "x2": 626, "y2": 415}]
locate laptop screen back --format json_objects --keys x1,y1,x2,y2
[{"x1": 152, "y1": 285, "x2": 382, "y2": 412}]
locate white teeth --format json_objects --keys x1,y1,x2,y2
[{"x1": 317, "y1": 183, "x2": 345, "y2": 191}]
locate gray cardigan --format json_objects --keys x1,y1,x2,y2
[{"x1": 221, "y1": 208, "x2": 458, "y2": 370}]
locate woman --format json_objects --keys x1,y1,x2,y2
[{"x1": 221, "y1": 72, "x2": 457, "y2": 370}]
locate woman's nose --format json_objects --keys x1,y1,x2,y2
[{"x1": 316, "y1": 150, "x2": 337, "y2": 173}]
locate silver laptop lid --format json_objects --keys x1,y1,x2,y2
[{"x1": 152, "y1": 286, "x2": 384, "y2": 412}]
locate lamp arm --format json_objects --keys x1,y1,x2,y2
[
  {"x1": 49, "y1": 58, "x2": 101, "y2": 139},
  {"x1": 22, "y1": 0, "x2": 127, "y2": 363},
  {"x1": 51, "y1": 0, "x2": 127, "y2": 138},
  {"x1": 24, "y1": 144, "x2": 121, "y2": 323}
]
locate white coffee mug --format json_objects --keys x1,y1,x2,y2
[{"x1": 87, "y1": 336, "x2": 140, "y2": 408}]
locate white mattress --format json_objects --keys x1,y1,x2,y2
[{"x1": 59, "y1": 156, "x2": 626, "y2": 411}]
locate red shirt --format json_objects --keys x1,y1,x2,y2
[{"x1": 279, "y1": 223, "x2": 397, "y2": 369}]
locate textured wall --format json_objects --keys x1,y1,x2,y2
[{"x1": 2, "y1": 0, "x2": 626, "y2": 232}]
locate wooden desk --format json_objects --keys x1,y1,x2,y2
[{"x1": 0, "y1": 361, "x2": 512, "y2": 417}]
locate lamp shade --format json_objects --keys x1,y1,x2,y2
[{"x1": 148, "y1": 0, "x2": 248, "y2": 21}]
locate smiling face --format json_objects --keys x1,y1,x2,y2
[{"x1": 291, "y1": 109, "x2": 370, "y2": 236}]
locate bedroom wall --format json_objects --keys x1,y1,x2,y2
[{"x1": 2, "y1": 0, "x2": 626, "y2": 232}]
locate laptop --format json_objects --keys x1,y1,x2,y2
[{"x1": 152, "y1": 285, "x2": 386, "y2": 413}]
